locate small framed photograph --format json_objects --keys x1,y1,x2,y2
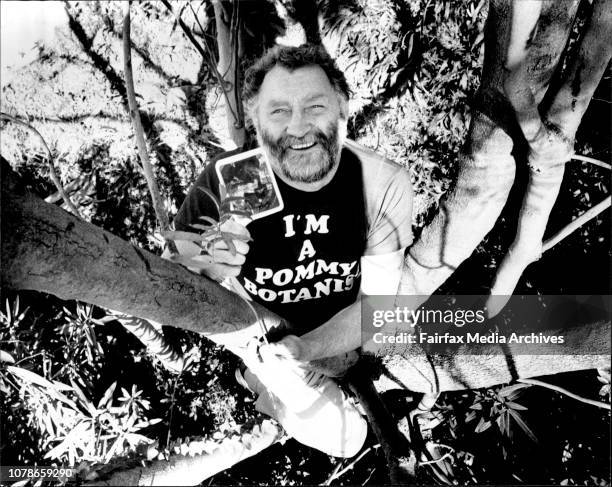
[{"x1": 215, "y1": 148, "x2": 284, "y2": 220}]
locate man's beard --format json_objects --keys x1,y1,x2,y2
[{"x1": 259, "y1": 122, "x2": 340, "y2": 184}]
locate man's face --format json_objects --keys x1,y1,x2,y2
[{"x1": 251, "y1": 65, "x2": 347, "y2": 186}]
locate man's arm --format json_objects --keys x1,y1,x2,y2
[{"x1": 262, "y1": 248, "x2": 405, "y2": 362}]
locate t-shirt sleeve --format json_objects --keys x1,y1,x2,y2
[
  {"x1": 364, "y1": 164, "x2": 413, "y2": 256},
  {"x1": 173, "y1": 164, "x2": 221, "y2": 232}
]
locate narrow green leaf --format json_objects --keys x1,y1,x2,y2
[
  {"x1": 508, "y1": 408, "x2": 538, "y2": 442},
  {"x1": 474, "y1": 417, "x2": 492, "y2": 433},
  {"x1": 196, "y1": 186, "x2": 220, "y2": 211},
  {"x1": 0, "y1": 350, "x2": 15, "y2": 364},
  {"x1": 98, "y1": 381, "x2": 117, "y2": 409},
  {"x1": 162, "y1": 230, "x2": 205, "y2": 242},
  {"x1": 196, "y1": 216, "x2": 219, "y2": 226},
  {"x1": 497, "y1": 383, "x2": 531, "y2": 398},
  {"x1": 505, "y1": 401, "x2": 528, "y2": 411},
  {"x1": 220, "y1": 231, "x2": 252, "y2": 242}
]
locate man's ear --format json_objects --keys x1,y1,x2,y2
[
  {"x1": 338, "y1": 95, "x2": 349, "y2": 120},
  {"x1": 245, "y1": 97, "x2": 259, "y2": 125}
]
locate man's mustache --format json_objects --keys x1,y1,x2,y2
[{"x1": 273, "y1": 130, "x2": 331, "y2": 153}]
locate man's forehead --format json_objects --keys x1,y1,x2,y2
[{"x1": 258, "y1": 65, "x2": 336, "y2": 103}]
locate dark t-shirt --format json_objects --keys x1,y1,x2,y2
[{"x1": 174, "y1": 140, "x2": 413, "y2": 332}]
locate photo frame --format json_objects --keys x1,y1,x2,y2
[{"x1": 215, "y1": 148, "x2": 284, "y2": 220}]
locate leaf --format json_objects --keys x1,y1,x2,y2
[
  {"x1": 497, "y1": 383, "x2": 532, "y2": 399},
  {"x1": 220, "y1": 231, "x2": 252, "y2": 242},
  {"x1": 162, "y1": 230, "x2": 205, "y2": 242},
  {"x1": 505, "y1": 401, "x2": 528, "y2": 411},
  {"x1": 98, "y1": 381, "x2": 117, "y2": 409},
  {"x1": 196, "y1": 186, "x2": 220, "y2": 211},
  {"x1": 70, "y1": 378, "x2": 97, "y2": 417},
  {"x1": 474, "y1": 417, "x2": 492, "y2": 433},
  {"x1": 465, "y1": 411, "x2": 477, "y2": 423},
  {"x1": 7, "y1": 365, "x2": 56, "y2": 389},
  {"x1": 224, "y1": 209, "x2": 253, "y2": 218},
  {"x1": 0, "y1": 350, "x2": 15, "y2": 364},
  {"x1": 190, "y1": 223, "x2": 214, "y2": 232},
  {"x1": 507, "y1": 408, "x2": 538, "y2": 442},
  {"x1": 197, "y1": 216, "x2": 219, "y2": 226}
]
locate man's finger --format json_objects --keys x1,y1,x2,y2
[
  {"x1": 219, "y1": 219, "x2": 251, "y2": 239},
  {"x1": 210, "y1": 238, "x2": 250, "y2": 255},
  {"x1": 207, "y1": 248, "x2": 246, "y2": 265}
]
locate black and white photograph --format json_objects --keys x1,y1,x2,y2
[
  {"x1": 215, "y1": 148, "x2": 283, "y2": 219},
  {"x1": 0, "y1": 1, "x2": 610, "y2": 486}
]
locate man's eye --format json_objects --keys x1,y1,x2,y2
[
  {"x1": 271, "y1": 108, "x2": 289, "y2": 115},
  {"x1": 309, "y1": 105, "x2": 326, "y2": 111}
]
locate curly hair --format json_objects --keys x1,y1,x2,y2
[{"x1": 242, "y1": 44, "x2": 351, "y2": 104}]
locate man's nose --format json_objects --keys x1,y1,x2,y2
[{"x1": 286, "y1": 110, "x2": 311, "y2": 138}]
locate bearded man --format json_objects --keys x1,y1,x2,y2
[{"x1": 171, "y1": 44, "x2": 413, "y2": 457}]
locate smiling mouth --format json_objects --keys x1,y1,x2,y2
[{"x1": 289, "y1": 141, "x2": 317, "y2": 151}]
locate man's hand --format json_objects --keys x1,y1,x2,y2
[{"x1": 163, "y1": 220, "x2": 250, "y2": 281}]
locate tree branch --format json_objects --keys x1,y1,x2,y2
[
  {"x1": 88, "y1": 419, "x2": 284, "y2": 486},
  {"x1": 542, "y1": 195, "x2": 611, "y2": 252},
  {"x1": 346, "y1": 366, "x2": 416, "y2": 484},
  {"x1": 122, "y1": 3, "x2": 177, "y2": 255},
  {"x1": 517, "y1": 378, "x2": 611, "y2": 410}
]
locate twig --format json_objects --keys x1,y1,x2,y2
[
  {"x1": 361, "y1": 467, "x2": 376, "y2": 486},
  {"x1": 326, "y1": 446, "x2": 376, "y2": 484},
  {"x1": 122, "y1": 3, "x2": 177, "y2": 255},
  {"x1": 166, "y1": 371, "x2": 183, "y2": 451},
  {"x1": 0, "y1": 113, "x2": 82, "y2": 218},
  {"x1": 517, "y1": 378, "x2": 611, "y2": 410},
  {"x1": 573, "y1": 154, "x2": 612, "y2": 170},
  {"x1": 418, "y1": 443, "x2": 455, "y2": 466},
  {"x1": 542, "y1": 153, "x2": 611, "y2": 252},
  {"x1": 542, "y1": 196, "x2": 611, "y2": 252},
  {"x1": 322, "y1": 460, "x2": 345, "y2": 486}
]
